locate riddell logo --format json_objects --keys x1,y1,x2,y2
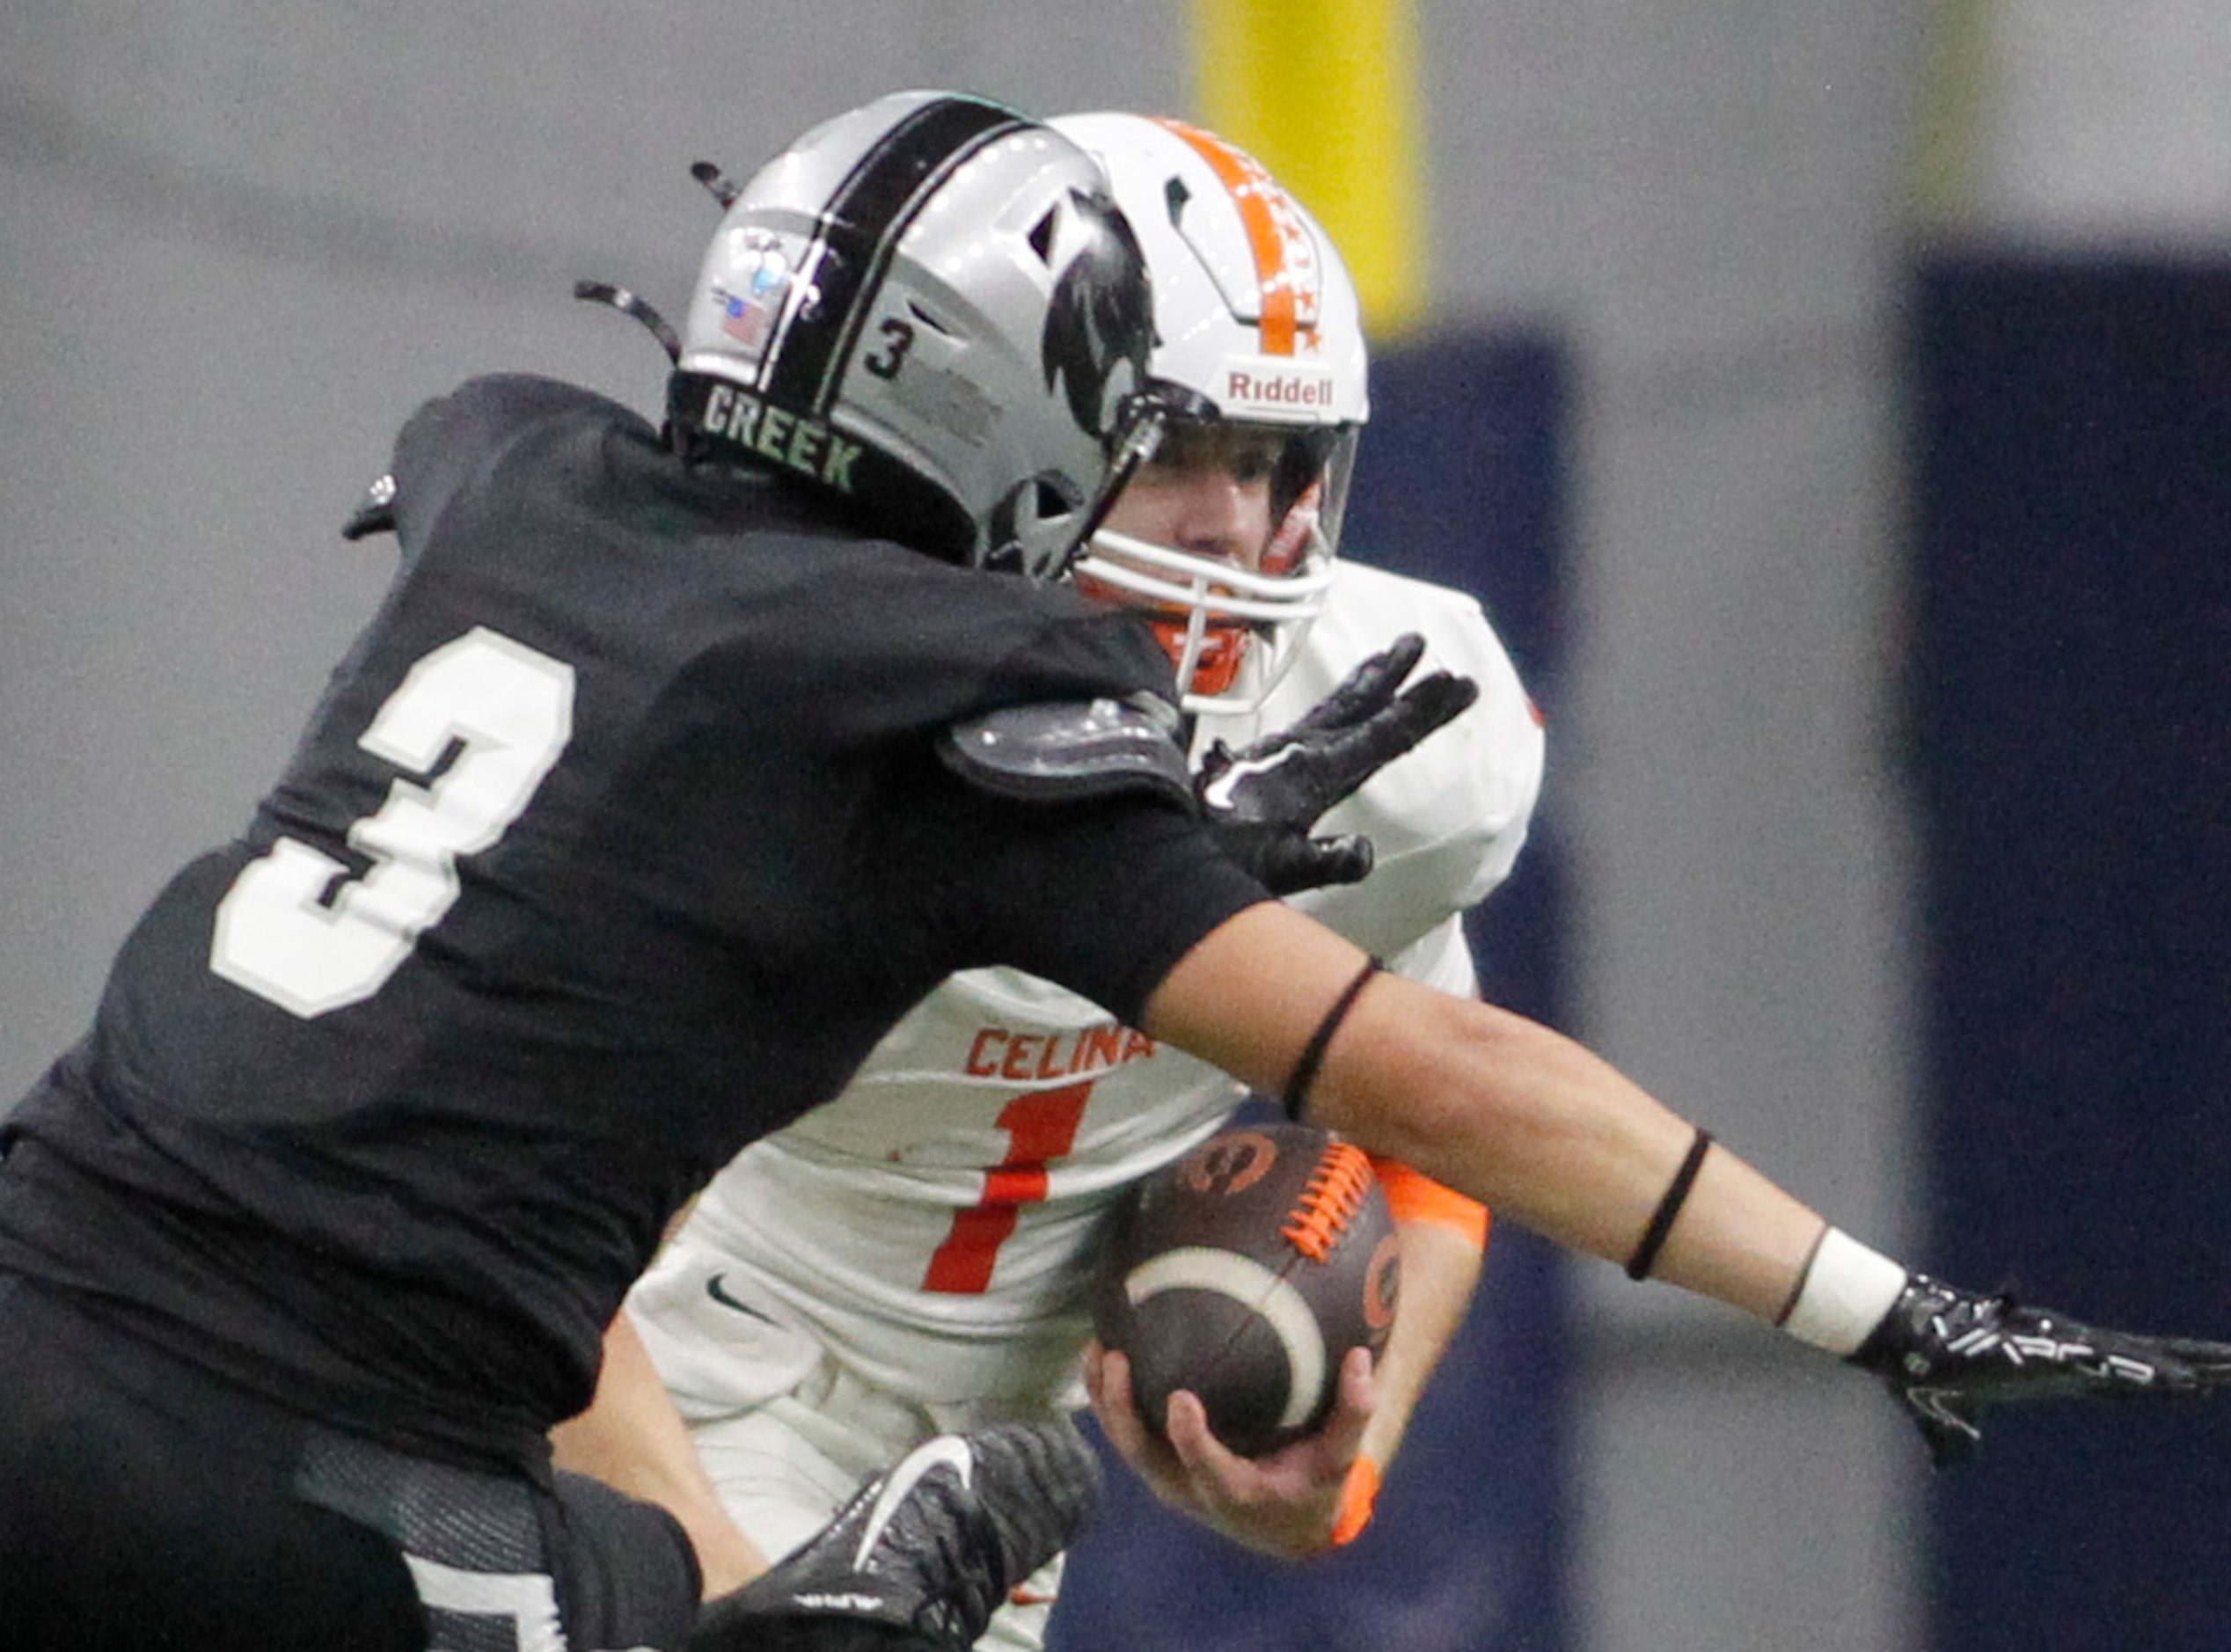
[{"x1": 1225, "y1": 369, "x2": 1334, "y2": 410}]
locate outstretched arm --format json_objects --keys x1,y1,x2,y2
[
  {"x1": 1143, "y1": 901, "x2": 2231, "y2": 1466},
  {"x1": 1352, "y1": 1178, "x2": 1489, "y2": 1502},
  {"x1": 1144, "y1": 903, "x2": 1825, "y2": 1315}
]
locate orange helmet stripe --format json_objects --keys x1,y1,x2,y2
[{"x1": 1152, "y1": 116, "x2": 1303, "y2": 356}]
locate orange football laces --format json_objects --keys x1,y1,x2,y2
[{"x1": 1283, "y1": 1140, "x2": 1375, "y2": 1262}]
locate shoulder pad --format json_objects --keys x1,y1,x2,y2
[
  {"x1": 351, "y1": 375, "x2": 631, "y2": 546},
  {"x1": 340, "y1": 471, "x2": 398, "y2": 541},
  {"x1": 938, "y1": 693, "x2": 1194, "y2": 808}
]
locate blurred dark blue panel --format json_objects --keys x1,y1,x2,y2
[
  {"x1": 1352, "y1": 334, "x2": 1569, "y2": 1035},
  {"x1": 1907, "y1": 256, "x2": 2231, "y2": 1652},
  {"x1": 1051, "y1": 333, "x2": 1573, "y2": 1652}
]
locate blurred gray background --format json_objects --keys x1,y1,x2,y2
[{"x1": 5, "y1": 4, "x2": 2224, "y2": 1648}]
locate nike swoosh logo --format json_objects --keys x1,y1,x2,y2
[
  {"x1": 705, "y1": 1273, "x2": 779, "y2": 1325},
  {"x1": 1199, "y1": 741, "x2": 1301, "y2": 813},
  {"x1": 852, "y1": 1436, "x2": 976, "y2": 1571}
]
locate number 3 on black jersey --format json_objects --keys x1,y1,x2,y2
[{"x1": 211, "y1": 627, "x2": 574, "y2": 1018}]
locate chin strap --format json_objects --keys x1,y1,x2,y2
[
  {"x1": 573, "y1": 280, "x2": 681, "y2": 363},
  {"x1": 690, "y1": 158, "x2": 742, "y2": 208}
]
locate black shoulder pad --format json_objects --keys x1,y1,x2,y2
[
  {"x1": 340, "y1": 471, "x2": 398, "y2": 541},
  {"x1": 938, "y1": 694, "x2": 1194, "y2": 808}
]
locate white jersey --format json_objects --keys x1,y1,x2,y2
[{"x1": 627, "y1": 561, "x2": 1545, "y2": 1424}]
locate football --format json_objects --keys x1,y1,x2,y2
[{"x1": 1094, "y1": 1121, "x2": 1401, "y2": 1458}]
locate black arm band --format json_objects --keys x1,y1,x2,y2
[
  {"x1": 1282, "y1": 956, "x2": 1384, "y2": 1120},
  {"x1": 1625, "y1": 1126, "x2": 1715, "y2": 1281},
  {"x1": 1773, "y1": 1224, "x2": 1832, "y2": 1326}
]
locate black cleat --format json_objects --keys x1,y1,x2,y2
[
  {"x1": 688, "y1": 1418, "x2": 1102, "y2": 1651},
  {"x1": 1851, "y1": 1275, "x2": 2231, "y2": 1468}
]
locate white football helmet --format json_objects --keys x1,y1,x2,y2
[
  {"x1": 1051, "y1": 113, "x2": 1370, "y2": 713},
  {"x1": 669, "y1": 91, "x2": 1162, "y2": 581}
]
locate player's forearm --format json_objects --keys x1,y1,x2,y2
[
  {"x1": 1144, "y1": 905, "x2": 1825, "y2": 1324},
  {"x1": 551, "y1": 1310, "x2": 768, "y2": 1598},
  {"x1": 1147, "y1": 905, "x2": 2231, "y2": 1471},
  {"x1": 1357, "y1": 1214, "x2": 1482, "y2": 1472},
  {"x1": 1321, "y1": 980, "x2": 1825, "y2": 1319}
]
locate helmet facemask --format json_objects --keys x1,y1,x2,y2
[{"x1": 1073, "y1": 408, "x2": 1356, "y2": 715}]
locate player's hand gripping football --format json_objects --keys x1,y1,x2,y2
[
  {"x1": 1086, "y1": 1339, "x2": 1376, "y2": 1560},
  {"x1": 1196, "y1": 632, "x2": 1478, "y2": 895},
  {"x1": 1850, "y1": 1274, "x2": 2231, "y2": 1468},
  {"x1": 688, "y1": 1419, "x2": 1102, "y2": 1651}
]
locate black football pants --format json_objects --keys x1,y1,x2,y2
[{"x1": 0, "y1": 1272, "x2": 699, "y2": 1652}]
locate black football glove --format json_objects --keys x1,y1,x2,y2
[
  {"x1": 1849, "y1": 1274, "x2": 2231, "y2": 1468},
  {"x1": 1196, "y1": 632, "x2": 1479, "y2": 895},
  {"x1": 687, "y1": 1419, "x2": 1102, "y2": 1652}
]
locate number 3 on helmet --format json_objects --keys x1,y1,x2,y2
[
  {"x1": 669, "y1": 91, "x2": 1166, "y2": 583},
  {"x1": 1051, "y1": 113, "x2": 1370, "y2": 715}
]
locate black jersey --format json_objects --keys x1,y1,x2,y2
[{"x1": 0, "y1": 375, "x2": 1265, "y2": 1456}]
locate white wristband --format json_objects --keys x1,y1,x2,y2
[{"x1": 1780, "y1": 1228, "x2": 1909, "y2": 1356}]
